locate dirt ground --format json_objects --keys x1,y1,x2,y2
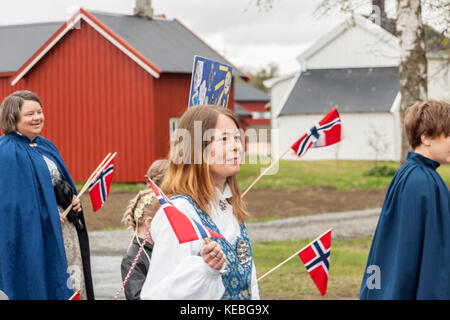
[{"x1": 82, "y1": 186, "x2": 387, "y2": 231}]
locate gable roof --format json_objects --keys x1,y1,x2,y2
[
  {"x1": 234, "y1": 82, "x2": 269, "y2": 102},
  {"x1": 1, "y1": 8, "x2": 247, "y2": 84},
  {"x1": 366, "y1": 14, "x2": 450, "y2": 53},
  {"x1": 298, "y1": 14, "x2": 449, "y2": 70},
  {"x1": 92, "y1": 11, "x2": 246, "y2": 76},
  {"x1": 234, "y1": 103, "x2": 252, "y2": 117},
  {"x1": 297, "y1": 15, "x2": 399, "y2": 70},
  {"x1": 0, "y1": 22, "x2": 62, "y2": 73},
  {"x1": 279, "y1": 67, "x2": 399, "y2": 116}
]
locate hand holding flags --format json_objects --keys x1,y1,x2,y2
[
  {"x1": 146, "y1": 176, "x2": 224, "y2": 244},
  {"x1": 258, "y1": 228, "x2": 332, "y2": 297}
]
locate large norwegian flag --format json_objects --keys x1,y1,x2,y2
[
  {"x1": 146, "y1": 177, "x2": 224, "y2": 244},
  {"x1": 291, "y1": 107, "x2": 341, "y2": 158},
  {"x1": 89, "y1": 158, "x2": 114, "y2": 212},
  {"x1": 298, "y1": 229, "x2": 332, "y2": 296}
]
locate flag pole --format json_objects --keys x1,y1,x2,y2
[
  {"x1": 62, "y1": 152, "x2": 117, "y2": 217},
  {"x1": 78, "y1": 152, "x2": 117, "y2": 197},
  {"x1": 241, "y1": 147, "x2": 291, "y2": 198},
  {"x1": 145, "y1": 175, "x2": 229, "y2": 265},
  {"x1": 257, "y1": 228, "x2": 332, "y2": 282},
  {"x1": 68, "y1": 289, "x2": 80, "y2": 300}
]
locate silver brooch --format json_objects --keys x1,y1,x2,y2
[
  {"x1": 218, "y1": 199, "x2": 227, "y2": 211},
  {"x1": 236, "y1": 240, "x2": 251, "y2": 264}
]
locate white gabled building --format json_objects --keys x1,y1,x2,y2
[{"x1": 266, "y1": 14, "x2": 449, "y2": 162}]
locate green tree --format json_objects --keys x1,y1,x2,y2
[
  {"x1": 239, "y1": 63, "x2": 279, "y2": 93},
  {"x1": 257, "y1": 0, "x2": 449, "y2": 163}
]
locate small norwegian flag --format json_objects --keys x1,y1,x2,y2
[
  {"x1": 291, "y1": 107, "x2": 341, "y2": 158},
  {"x1": 69, "y1": 290, "x2": 80, "y2": 300},
  {"x1": 89, "y1": 158, "x2": 114, "y2": 212},
  {"x1": 298, "y1": 229, "x2": 332, "y2": 296},
  {"x1": 146, "y1": 177, "x2": 224, "y2": 244}
]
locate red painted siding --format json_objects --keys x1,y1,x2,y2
[
  {"x1": 0, "y1": 20, "x2": 156, "y2": 182},
  {"x1": 0, "y1": 19, "x2": 238, "y2": 182}
]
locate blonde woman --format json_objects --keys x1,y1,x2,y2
[{"x1": 140, "y1": 105, "x2": 259, "y2": 300}]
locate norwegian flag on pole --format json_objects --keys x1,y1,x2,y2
[
  {"x1": 291, "y1": 107, "x2": 341, "y2": 158},
  {"x1": 298, "y1": 229, "x2": 332, "y2": 296},
  {"x1": 69, "y1": 290, "x2": 80, "y2": 300},
  {"x1": 89, "y1": 158, "x2": 114, "y2": 212},
  {"x1": 146, "y1": 177, "x2": 224, "y2": 244}
]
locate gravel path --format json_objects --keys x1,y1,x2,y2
[
  {"x1": 89, "y1": 208, "x2": 381, "y2": 299},
  {"x1": 89, "y1": 208, "x2": 381, "y2": 255}
]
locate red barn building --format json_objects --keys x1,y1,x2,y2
[
  {"x1": 234, "y1": 82, "x2": 270, "y2": 132},
  {"x1": 0, "y1": 8, "x2": 247, "y2": 182},
  {"x1": 234, "y1": 82, "x2": 270, "y2": 155}
]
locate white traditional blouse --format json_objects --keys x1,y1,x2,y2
[{"x1": 140, "y1": 184, "x2": 260, "y2": 300}]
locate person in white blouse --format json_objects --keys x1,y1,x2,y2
[{"x1": 140, "y1": 105, "x2": 259, "y2": 300}]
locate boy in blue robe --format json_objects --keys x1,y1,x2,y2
[{"x1": 360, "y1": 100, "x2": 450, "y2": 299}]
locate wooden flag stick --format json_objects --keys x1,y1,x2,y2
[
  {"x1": 78, "y1": 152, "x2": 116, "y2": 197},
  {"x1": 257, "y1": 228, "x2": 333, "y2": 282},
  {"x1": 68, "y1": 289, "x2": 80, "y2": 300},
  {"x1": 241, "y1": 147, "x2": 292, "y2": 198},
  {"x1": 80, "y1": 152, "x2": 112, "y2": 191},
  {"x1": 62, "y1": 152, "x2": 116, "y2": 217}
]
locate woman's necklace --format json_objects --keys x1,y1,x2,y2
[{"x1": 218, "y1": 199, "x2": 228, "y2": 211}]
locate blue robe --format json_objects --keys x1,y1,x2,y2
[
  {"x1": 0, "y1": 132, "x2": 75, "y2": 300},
  {"x1": 360, "y1": 152, "x2": 450, "y2": 299}
]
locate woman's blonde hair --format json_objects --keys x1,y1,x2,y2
[
  {"x1": 161, "y1": 105, "x2": 249, "y2": 223},
  {"x1": 122, "y1": 189, "x2": 160, "y2": 231},
  {"x1": 146, "y1": 159, "x2": 169, "y2": 187},
  {"x1": 122, "y1": 159, "x2": 168, "y2": 230}
]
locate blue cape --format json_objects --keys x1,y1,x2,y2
[
  {"x1": 0, "y1": 132, "x2": 75, "y2": 300},
  {"x1": 360, "y1": 152, "x2": 450, "y2": 299}
]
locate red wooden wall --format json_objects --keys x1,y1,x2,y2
[
  {"x1": 0, "y1": 19, "x2": 237, "y2": 182},
  {"x1": 0, "y1": 20, "x2": 156, "y2": 182}
]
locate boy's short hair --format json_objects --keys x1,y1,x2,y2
[{"x1": 404, "y1": 100, "x2": 450, "y2": 149}]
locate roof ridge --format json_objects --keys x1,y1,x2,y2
[
  {"x1": 0, "y1": 21, "x2": 64, "y2": 29},
  {"x1": 89, "y1": 9, "x2": 172, "y2": 21}
]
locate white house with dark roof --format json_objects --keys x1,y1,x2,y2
[{"x1": 266, "y1": 13, "x2": 449, "y2": 162}]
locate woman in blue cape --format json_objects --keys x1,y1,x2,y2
[
  {"x1": 360, "y1": 100, "x2": 450, "y2": 300},
  {"x1": 0, "y1": 91, "x2": 94, "y2": 300}
]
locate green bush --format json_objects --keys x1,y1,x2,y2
[{"x1": 363, "y1": 165, "x2": 397, "y2": 177}]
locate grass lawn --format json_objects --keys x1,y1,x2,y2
[
  {"x1": 254, "y1": 237, "x2": 372, "y2": 300},
  {"x1": 75, "y1": 159, "x2": 450, "y2": 192},
  {"x1": 238, "y1": 159, "x2": 450, "y2": 191}
]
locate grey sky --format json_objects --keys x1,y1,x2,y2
[
  {"x1": 1, "y1": 0, "x2": 437, "y2": 75},
  {"x1": 0, "y1": 0, "x2": 340, "y2": 74}
]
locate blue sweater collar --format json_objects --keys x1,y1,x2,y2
[{"x1": 407, "y1": 152, "x2": 440, "y2": 170}]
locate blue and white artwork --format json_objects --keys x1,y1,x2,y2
[{"x1": 188, "y1": 55, "x2": 233, "y2": 108}]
